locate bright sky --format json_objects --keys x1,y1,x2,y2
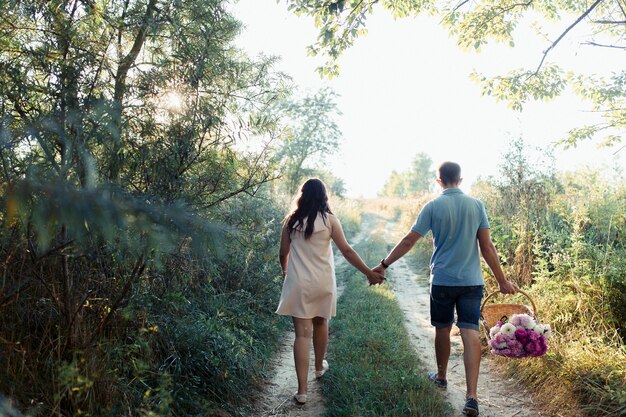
[{"x1": 232, "y1": 0, "x2": 625, "y2": 198}]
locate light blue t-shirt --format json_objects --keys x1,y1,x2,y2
[{"x1": 411, "y1": 188, "x2": 489, "y2": 286}]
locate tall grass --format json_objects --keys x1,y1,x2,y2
[
  {"x1": 372, "y1": 165, "x2": 626, "y2": 416},
  {"x1": 332, "y1": 197, "x2": 364, "y2": 241},
  {"x1": 474, "y1": 169, "x2": 626, "y2": 417},
  {"x1": 0, "y1": 192, "x2": 287, "y2": 417},
  {"x1": 322, "y1": 239, "x2": 451, "y2": 417}
]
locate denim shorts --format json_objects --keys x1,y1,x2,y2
[{"x1": 430, "y1": 284, "x2": 484, "y2": 331}]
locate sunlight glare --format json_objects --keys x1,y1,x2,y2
[{"x1": 163, "y1": 91, "x2": 184, "y2": 113}]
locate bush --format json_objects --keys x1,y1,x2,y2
[
  {"x1": 0, "y1": 187, "x2": 287, "y2": 416},
  {"x1": 472, "y1": 164, "x2": 626, "y2": 417},
  {"x1": 332, "y1": 197, "x2": 363, "y2": 241}
]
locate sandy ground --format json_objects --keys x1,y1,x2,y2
[
  {"x1": 389, "y1": 256, "x2": 545, "y2": 417},
  {"x1": 252, "y1": 223, "x2": 372, "y2": 417},
  {"x1": 254, "y1": 215, "x2": 546, "y2": 416},
  {"x1": 251, "y1": 330, "x2": 327, "y2": 417}
]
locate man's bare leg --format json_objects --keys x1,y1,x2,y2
[
  {"x1": 459, "y1": 327, "x2": 481, "y2": 398},
  {"x1": 435, "y1": 325, "x2": 452, "y2": 381}
]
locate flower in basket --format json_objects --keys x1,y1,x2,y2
[
  {"x1": 510, "y1": 314, "x2": 536, "y2": 330},
  {"x1": 488, "y1": 314, "x2": 551, "y2": 358}
]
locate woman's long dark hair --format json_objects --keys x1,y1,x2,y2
[{"x1": 284, "y1": 178, "x2": 333, "y2": 239}]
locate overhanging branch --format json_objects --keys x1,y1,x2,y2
[
  {"x1": 582, "y1": 41, "x2": 626, "y2": 50},
  {"x1": 534, "y1": 0, "x2": 603, "y2": 75}
]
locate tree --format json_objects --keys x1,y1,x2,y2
[
  {"x1": 473, "y1": 137, "x2": 558, "y2": 284},
  {"x1": 0, "y1": 0, "x2": 289, "y2": 414},
  {"x1": 407, "y1": 152, "x2": 434, "y2": 194},
  {"x1": 315, "y1": 169, "x2": 348, "y2": 197},
  {"x1": 380, "y1": 152, "x2": 434, "y2": 197},
  {"x1": 0, "y1": 0, "x2": 288, "y2": 249},
  {"x1": 380, "y1": 170, "x2": 409, "y2": 197},
  {"x1": 275, "y1": 88, "x2": 342, "y2": 192},
  {"x1": 285, "y1": 0, "x2": 625, "y2": 148}
]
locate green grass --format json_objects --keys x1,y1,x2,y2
[
  {"x1": 322, "y1": 242, "x2": 451, "y2": 417},
  {"x1": 398, "y1": 214, "x2": 626, "y2": 417}
]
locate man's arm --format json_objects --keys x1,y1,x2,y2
[
  {"x1": 373, "y1": 231, "x2": 422, "y2": 275},
  {"x1": 330, "y1": 216, "x2": 385, "y2": 284},
  {"x1": 477, "y1": 228, "x2": 517, "y2": 294}
]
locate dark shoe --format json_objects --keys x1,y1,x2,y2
[
  {"x1": 427, "y1": 371, "x2": 447, "y2": 389},
  {"x1": 463, "y1": 397, "x2": 479, "y2": 416}
]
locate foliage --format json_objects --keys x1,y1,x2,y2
[
  {"x1": 332, "y1": 197, "x2": 364, "y2": 241},
  {"x1": 315, "y1": 168, "x2": 348, "y2": 198},
  {"x1": 1, "y1": 187, "x2": 286, "y2": 417},
  {"x1": 469, "y1": 142, "x2": 626, "y2": 416},
  {"x1": 324, "y1": 239, "x2": 451, "y2": 417},
  {"x1": 284, "y1": 0, "x2": 625, "y2": 147},
  {"x1": 130, "y1": 192, "x2": 286, "y2": 416},
  {"x1": 0, "y1": 0, "x2": 291, "y2": 415},
  {"x1": 285, "y1": 0, "x2": 436, "y2": 77},
  {"x1": 379, "y1": 152, "x2": 434, "y2": 198},
  {"x1": 481, "y1": 137, "x2": 558, "y2": 285},
  {"x1": 273, "y1": 88, "x2": 342, "y2": 193}
]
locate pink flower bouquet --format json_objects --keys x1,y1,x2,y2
[{"x1": 488, "y1": 313, "x2": 551, "y2": 358}]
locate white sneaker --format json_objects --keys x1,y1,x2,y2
[
  {"x1": 294, "y1": 392, "x2": 307, "y2": 404},
  {"x1": 315, "y1": 360, "x2": 329, "y2": 379}
]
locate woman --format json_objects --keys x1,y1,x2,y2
[{"x1": 276, "y1": 178, "x2": 384, "y2": 404}]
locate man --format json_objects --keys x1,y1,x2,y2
[{"x1": 373, "y1": 161, "x2": 517, "y2": 417}]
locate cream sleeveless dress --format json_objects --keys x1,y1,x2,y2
[{"x1": 276, "y1": 213, "x2": 337, "y2": 319}]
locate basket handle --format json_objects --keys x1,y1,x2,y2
[{"x1": 480, "y1": 288, "x2": 538, "y2": 318}]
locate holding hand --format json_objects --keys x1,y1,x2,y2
[
  {"x1": 366, "y1": 269, "x2": 385, "y2": 286},
  {"x1": 372, "y1": 264, "x2": 386, "y2": 275},
  {"x1": 368, "y1": 264, "x2": 385, "y2": 285}
]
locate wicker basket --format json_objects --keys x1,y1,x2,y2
[{"x1": 480, "y1": 289, "x2": 538, "y2": 341}]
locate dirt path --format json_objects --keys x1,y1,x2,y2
[
  {"x1": 252, "y1": 331, "x2": 326, "y2": 417},
  {"x1": 379, "y1": 214, "x2": 545, "y2": 417},
  {"x1": 255, "y1": 213, "x2": 545, "y2": 417},
  {"x1": 253, "y1": 219, "x2": 374, "y2": 417},
  {"x1": 389, "y1": 257, "x2": 544, "y2": 416}
]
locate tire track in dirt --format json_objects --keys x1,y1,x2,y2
[
  {"x1": 255, "y1": 214, "x2": 548, "y2": 416},
  {"x1": 379, "y1": 215, "x2": 547, "y2": 417}
]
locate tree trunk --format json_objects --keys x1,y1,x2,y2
[{"x1": 109, "y1": 0, "x2": 159, "y2": 182}]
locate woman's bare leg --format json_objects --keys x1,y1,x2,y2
[
  {"x1": 292, "y1": 317, "x2": 313, "y2": 395},
  {"x1": 312, "y1": 316, "x2": 328, "y2": 371}
]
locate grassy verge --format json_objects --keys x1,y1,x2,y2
[
  {"x1": 397, "y1": 211, "x2": 626, "y2": 417},
  {"x1": 488, "y1": 281, "x2": 626, "y2": 417},
  {"x1": 322, "y1": 240, "x2": 451, "y2": 417}
]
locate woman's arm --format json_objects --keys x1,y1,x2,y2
[
  {"x1": 279, "y1": 224, "x2": 291, "y2": 278},
  {"x1": 330, "y1": 216, "x2": 384, "y2": 284}
]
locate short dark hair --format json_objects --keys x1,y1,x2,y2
[{"x1": 438, "y1": 161, "x2": 461, "y2": 185}]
